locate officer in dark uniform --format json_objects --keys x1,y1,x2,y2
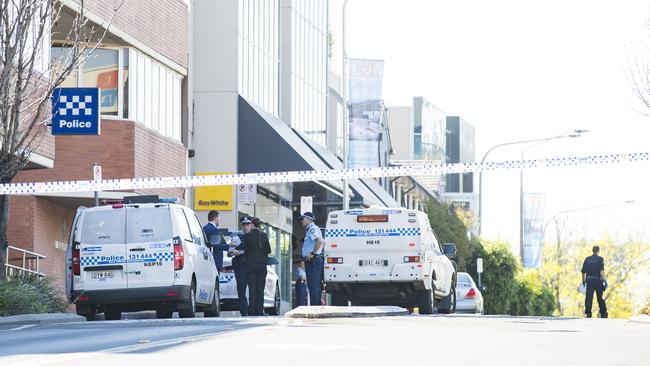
[
  {"x1": 581, "y1": 245, "x2": 608, "y2": 318},
  {"x1": 242, "y1": 217, "x2": 271, "y2": 316},
  {"x1": 230, "y1": 215, "x2": 252, "y2": 316}
]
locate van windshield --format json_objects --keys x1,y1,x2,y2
[
  {"x1": 80, "y1": 210, "x2": 126, "y2": 244},
  {"x1": 126, "y1": 207, "x2": 173, "y2": 243}
]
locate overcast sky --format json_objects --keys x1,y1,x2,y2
[{"x1": 331, "y1": 0, "x2": 650, "y2": 249}]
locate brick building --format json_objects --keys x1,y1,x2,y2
[{"x1": 7, "y1": 0, "x2": 189, "y2": 289}]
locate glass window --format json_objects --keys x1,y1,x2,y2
[
  {"x1": 151, "y1": 64, "x2": 160, "y2": 132},
  {"x1": 81, "y1": 48, "x2": 119, "y2": 116},
  {"x1": 126, "y1": 207, "x2": 173, "y2": 243},
  {"x1": 80, "y1": 210, "x2": 126, "y2": 245},
  {"x1": 50, "y1": 46, "x2": 79, "y2": 88},
  {"x1": 173, "y1": 208, "x2": 192, "y2": 242},
  {"x1": 458, "y1": 274, "x2": 474, "y2": 285},
  {"x1": 184, "y1": 210, "x2": 206, "y2": 246},
  {"x1": 122, "y1": 48, "x2": 129, "y2": 119},
  {"x1": 137, "y1": 53, "x2": 145, "y2": 123}
]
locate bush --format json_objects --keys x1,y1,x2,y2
[
  {"x1": 0, "y1": 274, "x2": 68, "y2": 316},
  {"x1": 426, "y1": 201, "x2": 476, "y2": 270},
  {"x1": 510, "y1": 270, "x2": 556, "y2": 316}
]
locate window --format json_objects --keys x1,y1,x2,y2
[
  {"x1": 125, "y1": 207, "x2": 173, "y2": 243},
  {"x1": 81, "y1": 49, "x2": 119, "y2": 116},
  {"x1": 80, "y1": 210, "x2": 126, "y2": 245},
  {"x1": 173, "y1": 209, "x2": 192, "y2": 242},
  {"x1": 185, "y1": 210, "x2": 207, "y2": 246}
]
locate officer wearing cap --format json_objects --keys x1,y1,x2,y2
[
  {"x1": 242, "y1": 216, "x2": 271, "y2": 316},
  {"x1": 299, "y1": 212, "x2": 324, "y2": 305},
  {"x1": 581, "y1": 245, "x2": 608, "y2": 318},
  {"x1": 229, "y1": 215, "x2": 253, "y2": 316}
]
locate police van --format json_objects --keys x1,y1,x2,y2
[
  {"x1": 324, "y1": 208, "x2": 458, "y2": 314},
  {"x1": 65, "y1": 198, "x2": 220, "y2": 320}
]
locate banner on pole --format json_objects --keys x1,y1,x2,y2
[{"x1": 522, "y1": 192, "x2": 546, "y2": 268}]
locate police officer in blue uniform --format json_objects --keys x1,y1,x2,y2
[
  {"x1": 203, "y1": 211, "x2": 229, "y2": 271},
  {"x1": 299, "y1": 212, "x2": 324, "y2": 306},
  {"x1": 581, "y1": 245, "x2": 608, "y2": 318},
  {"x1": 230, "y1": 215, "x2": 253, "y2": 316}
]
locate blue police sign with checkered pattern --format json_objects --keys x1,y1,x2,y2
[{"x1": 51, "y1": 87, "x2": 101, "y2": 135}]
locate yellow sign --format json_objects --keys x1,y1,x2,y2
[{"x1": 194, "y1": 172, "x2": 233, "y2": 211}]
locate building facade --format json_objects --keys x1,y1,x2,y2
[
  {"x1": 443, "y1": 116, "x2": 478, "y2": 222},
  {"x1": 8, "y1": 0, "x2": 190, "y2": 289}
]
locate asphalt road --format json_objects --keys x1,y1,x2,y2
[{"x1": 1, "y1": 314, "x2": 648, "y2": 366}]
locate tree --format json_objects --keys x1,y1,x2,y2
[
  {"x1": 426, "y1": 200, "x2": 475, "y2": 270},
  {"x1": 0, "y1": 0, "x2": 119, "y2": 279},
  {"x1": 627, "y1": 19, "x2": 650, "y2": 114}
]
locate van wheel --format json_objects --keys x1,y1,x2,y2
[
  {"x1": 204, "y1": 280, "x2": 221, "y2": 318},
  {"x1": 179, "y1": 282, "x2": 197, "y2": 318},
  {"x1": 76, "y1": 306, "x2": 96, "y2": 321},
  {"x1": 331, "y1": 292, "x2": 348, "y2": 306},
  {"x1": 437, "y1": 283, "x2": 457, "y2": 314},
  {"x1": 104, "y1": 306, "x2": 122, "y2": 321},
  {"x1": 156, "y1": 309, "x2": 173, "y2": 319},
  {"x1": 268, "y1": 286, "x2": 281, "y2": 316},
  {"x1": 416, "y1": 288, "x2": 435, "y2": 315}
]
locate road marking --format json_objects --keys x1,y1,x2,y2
[{"x1": 3, "y1": 325, "x2": 36, "y2": 332}]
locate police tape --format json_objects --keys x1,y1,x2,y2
[{"x1": 1, "y1": 152, "x2": 649, "y2": 195}]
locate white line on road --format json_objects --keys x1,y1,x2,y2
[{"x1": 3, "y1": 325, "x2": 36, "y2": 332}]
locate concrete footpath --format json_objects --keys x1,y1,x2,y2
[
  {"x1": 0, "y1": 313, "x2": 85, "y2": 327},
  {"x1": 629, "y1": 315, "x2": 650, "y2": 324},
  {"x1": 285, "y1": 305, "x2": 409, "y2": 318}
]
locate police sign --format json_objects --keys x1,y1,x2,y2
[{"x1": 51, "y1": 87, "x2": 101, "y2": 135}]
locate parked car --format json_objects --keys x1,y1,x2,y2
[
  {"x1": 65, "y1": 200, "x2": 220, "y2": 320},
  {"x1": 218, "y1": 255, "x2": 281, "y2": 315},
  {"x1": 324, "y1": 208, "x2": 458, "y2": 314},
  {"x1": 455, "y1": 272, "x2": 484, "y2": 314}
]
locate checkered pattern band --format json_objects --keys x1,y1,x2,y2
[
  {"x1": 325, "y1": 227, "x2": 421, "y2": 238},
  {"x1": 80, "y1": 252, "x2": 174, "y2": 266},
  {"x1": 58, "y1": 95, "x2": 93, "y2": 116}
]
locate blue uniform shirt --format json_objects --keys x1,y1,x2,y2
[{"x1": 302, "y1": 222, "x2": 323, "y2": 257}]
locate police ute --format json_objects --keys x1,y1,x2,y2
[
  {"x1": 65, "y1": 197, "x2": 220, "y2": 320},
  {"x1": 324, "y1": 208, "x2": 458, "y2": 314}
]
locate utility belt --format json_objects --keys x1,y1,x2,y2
[{"x1": 586, "y1": 275, "x2": 602, "y2": 280}]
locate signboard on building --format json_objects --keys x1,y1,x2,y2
[
  {"x1": 194, "y1": 172, "x2": 233, "y2": 211},
  {"x1": 347, "y1": 58, "x2": 384, "y2": 169},
  {"x1": 238, "y1": 184, "x2": 257, "y2": 205},
  {"x1": 522, "y1": 192, "x2": 545, "y2": 268},
  {"x1": 51, "y1": 87, "x2": 101, "y2": 135}
]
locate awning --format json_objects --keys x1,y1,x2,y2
[{"x1": 238, "y1": 96, "x2": 399, "y2": 208}]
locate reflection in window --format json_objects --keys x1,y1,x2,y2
[{"x1": 81, "y1": 48, "x2": 119, "y2": 116}]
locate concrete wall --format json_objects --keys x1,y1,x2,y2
[
  {"x1": 191, "y1": 0, "x2": 240, "y2": 230},
  {"x1": 386, "y1": 106, "x2": 413, "y2": 160}
]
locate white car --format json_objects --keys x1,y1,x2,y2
[
  {"x1": 324, "y1": 208, "x2": 458, "y2": 314},
  {"x1": 218, "y1": 255, "x2": 281, "y2": 315},
  {"x1": 455, "y1": 272, "x2": 484, "y2": 314},
  {"x1": 65, "y1": 199, "x2": 220, "y2": 320}
]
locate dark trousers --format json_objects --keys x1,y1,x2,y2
[
  {"x1": 585, "y1": 278, "x2": 608, "y2": 317},
  {"x1": 295, "y1": 280, "x2": 307, "y2": 307},
  {"x1": 305, "y1": 256, "x2": 323, "y2": 305},
  {"x1": 233, "y1": 260, "x2": 248, "y2": 315},
  {"x1": 247, "y1": 264, "x2": 267, "y2": 316}
]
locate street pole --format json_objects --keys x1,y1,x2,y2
[
  {"x1": 342, "y1": 0, "x2": 349, "y2": 210},
  {"x1": 93, "y1": 162, "x2": 99, "y2": 207}
]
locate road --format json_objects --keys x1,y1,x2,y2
[{"x1": 1, "y1": 314, "x2": 648, "y2": 366}]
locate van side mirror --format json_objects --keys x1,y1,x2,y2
[
  {"x1": 443, "y1": 243, "x2": 457, "y2": 259},
  {"x1": 267, "y1": 256, "x2": 279, "y2": 266}
]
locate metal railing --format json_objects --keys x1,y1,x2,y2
[{"x1": 5, "y1": 246, "x2": 46, "y2": 278}]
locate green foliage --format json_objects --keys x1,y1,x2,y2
[
  {"x1": 510, "y1": 270, "x2": 556, "y2": 316},
  {"x1": 426, "y1": 201, "x2": 474, "y2": 270},
  {"x1": 0, "y1": 274, "x2": 68, "y2": 316}
]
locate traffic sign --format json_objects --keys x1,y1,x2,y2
[
  {"x1": 300, "y1": 196, "x2": 313, "y2": 214},
  {"x1": 238, "y1": 184, "x2": 256, "y2": 205},
  {"x1": 93, "y1": 165, "x2": 102, "y2": 182},
  {"x1": 477, "y1": 258, "x2": 484, "y2": 274},
  {"x1": 51, "y1": 87, "x2": 101, "y2": 135}
]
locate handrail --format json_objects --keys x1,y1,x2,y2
[{"x1": 5, "y1": 245, "x2": 46, "y2": 278}]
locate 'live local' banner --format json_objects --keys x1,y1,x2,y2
[{"x1": 347, "y1": 58, "x2": 384, "y2": 169}]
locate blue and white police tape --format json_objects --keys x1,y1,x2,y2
[{"x1": 1, "y1": 152, "x2": 649, "y2": 195}]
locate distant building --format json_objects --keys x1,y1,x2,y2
[{"x1": 443, "y1": 116, "x2": 478, "y2": 223}]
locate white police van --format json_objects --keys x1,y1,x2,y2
[
  {"x1": 324, "y1": 208, "x2": 457, "y2": 314},
  {"x1": 65, "y1": 198, "x2": 220, "y2": 320}
]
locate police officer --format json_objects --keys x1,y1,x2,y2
[
  {"x1": 581, "y1": 245, "x2": 608, "y2": 318},
  {"x1": 202, "y1": 211, "x2": 230, "y2": 271},
  {"x1": 299, "y1": 212, "x2": 324, "y2": 306},
  {"x1": 242, "y1": 217, "x2": 271, "y2": 316},
  {"x1": 230, "y1": 215, "x2": 252, "y2": 316}
]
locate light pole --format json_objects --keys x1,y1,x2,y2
[
  {"x1": 477, "y1": 129, "x2": 588, "y2": 235},
  {"x1": 342, "y1": 0, "x2": 349, "y2": 210},
  {"x1": 519, "y1": 130, "x2": 589, "y2": 262}
]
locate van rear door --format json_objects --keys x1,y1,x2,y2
[
  {"x1": 66, "y1": 207, "x2": 85, "y2": 301},
  {"x1": 78, "y1": 207, "x2": 128, "y2": 291},
  {"x1": 124, "y1": 205, "x2": 175, "y2": 289}
]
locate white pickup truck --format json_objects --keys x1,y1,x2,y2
[{"x1": 323, "y1": 208, "x2": 457, "y2": 314}]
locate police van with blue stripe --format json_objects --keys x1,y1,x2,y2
[
  {"x1": 65, "y1": 197, "x2": 220, "y2": 320},
  {"x1": 324, "y1": 208, "x2": 458, "y2": 314}
]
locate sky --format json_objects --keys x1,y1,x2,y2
[{"x1": 330, "y1": 0, "x2": 650, "y2": 251}]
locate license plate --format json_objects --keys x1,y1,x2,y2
[
  {"x1": 362, "y1": 259, "x2": 387, "y2": 266},
  {"x1": 91, "y1": 271, "x2": 114, "y2": 279}
]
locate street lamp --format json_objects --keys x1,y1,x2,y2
[
  {"x1": 519, "y1": 129, "x2": 589, "y2": 261},
  {"x1": 477, "y1": 129, "x2": 588, "y2": 235}
]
